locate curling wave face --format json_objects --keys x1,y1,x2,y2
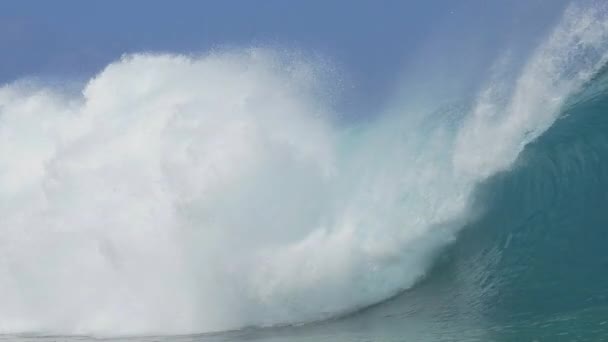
[{"x1": 1, "y1": 2, "x2": 608, "y2": 336}]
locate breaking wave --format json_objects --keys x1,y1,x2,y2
[{"x1": 1, "y1": 2, "x2": 607, "y2": 337}]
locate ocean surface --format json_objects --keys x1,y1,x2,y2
[{"x1": 2, "y1": 2, "x2": 608, "y2": 342}]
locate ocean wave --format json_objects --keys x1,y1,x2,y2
[{"x1": 0, "y1": 2, "x2": 607, "y2": 337}]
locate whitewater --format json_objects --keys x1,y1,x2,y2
[{"x1": 1, "y1": 2, "x2": 608, "y2": 340}]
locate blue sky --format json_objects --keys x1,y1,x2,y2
[{"x1": 0, "y1": 0, "x2": 568, "y2": 114}]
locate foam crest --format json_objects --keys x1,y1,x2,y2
[{"x1": 454, "y1": 3, "x2": 608, "y2": 179}]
